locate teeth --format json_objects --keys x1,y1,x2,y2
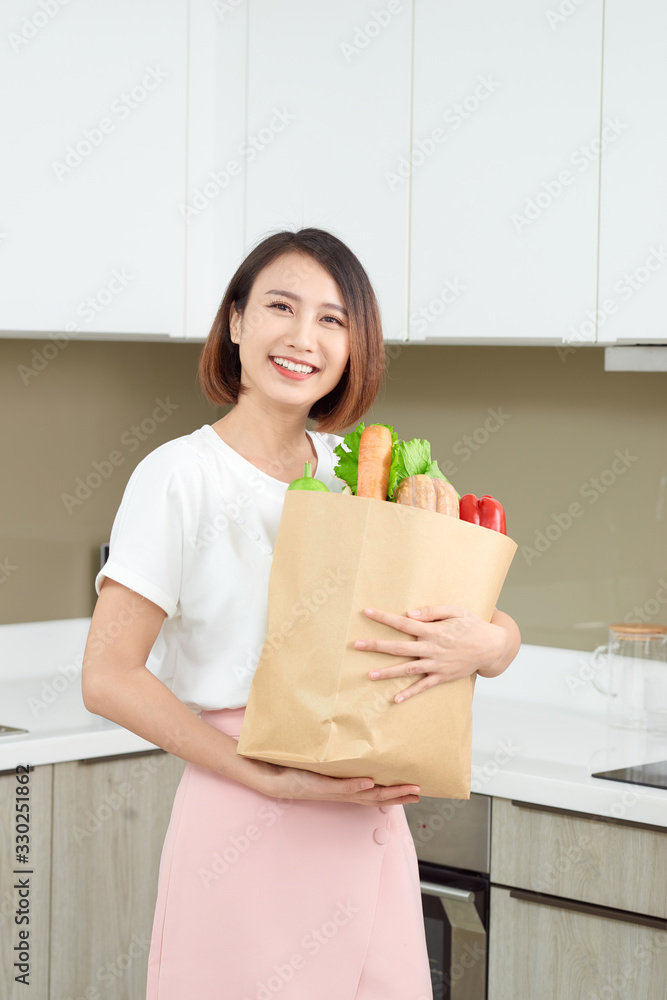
[{"x1": 272, "y1": 357, "x2": 315, "y2": 374}]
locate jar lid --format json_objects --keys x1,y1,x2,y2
[{"x1": 609, "y1": 623, "x2": 667, "y2": 637}]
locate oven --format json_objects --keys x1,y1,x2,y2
[{"x1": 404, "y1": 793, "x2": 490, "y2": 1000}]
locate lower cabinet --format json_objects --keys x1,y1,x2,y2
[
  {"x1": 488, "y1": 886, "x2": 667, "y2": 1000},
  {"x1": 490, "y1": 796, "x2": 667, "y2": 918},
  {"x1": 489, "y1": 796, "x2": 667, "y2": 1000},
  {"x1": 50, "y1": 750, "x2": 186, "y2": 1000}
]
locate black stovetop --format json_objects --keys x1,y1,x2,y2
[{"x1": 591, "y1": 759, "x2": 667, "y2": 792}]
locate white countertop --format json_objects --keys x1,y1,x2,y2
[
  {"x1": 472, "y1": 644, "x2": 667, "y2": 828},
  {"x1": 1, "y1": 618, "x2": 666, "y2": 828},
  {"x1": 0, "y1": 617, "x2": 159, "y2": 769}
]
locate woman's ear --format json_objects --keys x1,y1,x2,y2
[{"x1": 229, "y1": 302, "x2": 241, "y2": 344}]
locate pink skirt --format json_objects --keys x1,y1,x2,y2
[{"x1": 146, "y1": 707, "x2": 433, "y2": 1000}]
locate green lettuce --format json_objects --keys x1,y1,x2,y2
[
  {"x1": 387, "y1": 437, "x2": 454, "y2": 499},
  {"x1": 333, "y1": 423, "x2": 457, "y2": 500}
]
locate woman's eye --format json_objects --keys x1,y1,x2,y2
[{"x1": 267, "y1": 301, "x2": 344, "y2": 325}]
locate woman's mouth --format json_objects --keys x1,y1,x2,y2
[{"x1": 269, "y1": 356, "x2": 319, "y2": 380}]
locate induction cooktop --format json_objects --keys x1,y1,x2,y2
[{"x1": 591, "y1": 759, "x2": 667, "y2": 792}]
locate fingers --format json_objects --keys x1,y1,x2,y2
[
  {"x1": 407, "y1": 603, "x2": 469, "y2": 622},
  {"x1": 327, "y1": 775, "x2": 421, "y2": 805},
  {"x1": 349, "y1": 794, "x2": 421, "y2": 807},
  {"x1": 391, "y1": 675, "x2": 440, "y2": 703},
  {"x1": 373, "y1": 784, "x2": 421, "y2": 800},
  {"x1": 362, "y1": 607, "x2": 432, "y2": 635},
  {"x1": 275, "y1": 767, "x2": 423, "y2": 807},
  {"x1": 372, "y1": 793, "x2": 421, "y2": 806},
  {"x1": 317, "y1": 775, "x2": 376, "y2": 797},
  {"x1": 355, "y1": 636, "x2": 424, "y2": 656},
  {"x1": 358, "y1": 785, "x2": 421, "y2": 807},
  {"x1": 368, "y1": 659, "x2": 430, "y2": 681}
]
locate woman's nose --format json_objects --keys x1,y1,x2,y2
[{"x1": 284, "y1": 314, "x2": 318, "y2": 350}]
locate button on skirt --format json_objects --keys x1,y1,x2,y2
[{"x1": 146, "y1": 707, "x2": 433, "y2": 1000}]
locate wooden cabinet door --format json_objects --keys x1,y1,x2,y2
[
  {"x1": 491, "y1": 797, "x2": 667, "y2": 919},
  {"x1": 488, "y1": 885, "x2": 667, "y2": 1000},
  {"x1": 244, "y1": 0, "x2": 412, "y2": 343},
  {"x1": 0, "y1": 0, "x2": 187, "y2": 338},
  {"x1": 410, "y1": 0, "x2": 603, "y2": 345},
  {"x1": 50, "y1": 751, "x2": 186, "y2": 1000},
  {"x1": 597, "y1": 1, "x2": 667, "y2": 345},
  {"x1": 0, "y1": 765, "x2": 52, "y2": 1000}
]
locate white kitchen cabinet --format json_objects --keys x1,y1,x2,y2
[
  {"x1": 183, "y1": 0, "x2": 247, "y2": 340},
  {"x1": 596, "y1": 2, "x2": 667, "y2": 345},
  {"x1": 243, "y1": 0, "x2": 412, "y2": 342},
  {"x1": 409, "y1": 0, "x2": 603, "y2": 344},
  {"x1": 0, "y1": 1, "x2": 187, "y2": 338}
]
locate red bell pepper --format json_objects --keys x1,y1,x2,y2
[{"x1": 459, "y1": 494, "x2": 507, "y2": 534}]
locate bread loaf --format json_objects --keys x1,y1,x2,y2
[{"x1": 394, "y1": 475, "x2": 459, "y2": 517}]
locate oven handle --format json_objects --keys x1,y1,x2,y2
[{"x1": 420, "y1": 879, "x2": 475, "y2": 904}]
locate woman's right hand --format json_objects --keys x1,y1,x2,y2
[{"x1": 246, "y1": 758, "x2": 420, "y2": 807}]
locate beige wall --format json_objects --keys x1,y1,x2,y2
[
  {"x1": 2, "y1": 339, "x2": 665, "y2": 653},
  {"x1": 1, "y1": 339, "x2": 222, "y2": 626}
]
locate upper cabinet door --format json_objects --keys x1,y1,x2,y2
[
  {"x1": 184, "y1": 0, "x2": 247, "y2": 340},
  {"x1": 409, "y1": 1, "x2": 603, "y2": 344},
  {"x1": 0, "y1": 1, "x2": 187, "y2": 338},
  {"x1": 597, "y1": 2, "x2": 667, "y2": 345},
  {"x1": 244, "y1": 0, "x2": 412, "y2": 342}
]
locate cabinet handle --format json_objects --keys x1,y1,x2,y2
[
  {"x1": 420, "y1": 879, "x2": 475, "y2": 904},
  {"x1": 509, "y1": 888, "x2": 667, "y2": 931},
  {"x1": 510, "y1": 799, "x2": 665, "y2": 835},
  {"x1": 78, "y1": 749, "x2": 166, "y2": 765}
]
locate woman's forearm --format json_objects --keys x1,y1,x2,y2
[
  {"x1": 476, "y1": 609, "x2": 521, "y2": 678},
  {"x1": 83, "y1": 665, "x2": 264, "y2": 789}
]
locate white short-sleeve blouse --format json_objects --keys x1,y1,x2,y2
[{"x1": 94, "y1": 423, "x2": 345, "y2": 713}]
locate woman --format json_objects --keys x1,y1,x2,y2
[{"x1": 82, "y1": 228, "x2": 520, "y2": 999}]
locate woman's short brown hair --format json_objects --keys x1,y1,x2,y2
[{"x1": 198, "y1": 228, "x2": 384, "y2": 433}]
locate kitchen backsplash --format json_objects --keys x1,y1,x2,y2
[{"x1": 1, "y1": 338, "x2": 665, "y2": 652}]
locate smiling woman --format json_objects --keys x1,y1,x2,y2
[{"x1": 83, "y1": 228, "x2": 436, "y2": 1000}]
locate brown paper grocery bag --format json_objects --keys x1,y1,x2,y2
[{"x1": 236, "y1": 491, "x2": 517, "y2": 798}]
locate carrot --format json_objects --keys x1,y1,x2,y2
[{"x1": 357, "y1": 424, "x2": 393, "y2": 500}]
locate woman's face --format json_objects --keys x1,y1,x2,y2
[{"x1": 229, "y1": 252, "x2": 350, "y2": 415}]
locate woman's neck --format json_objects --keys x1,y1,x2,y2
[{"x1": 212, "y1": 400, "x2": 318, "y2": 480}]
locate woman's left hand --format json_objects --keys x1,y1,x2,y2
[{"x1": 354, "y1": 605, "x2": 520, "y2": 703}]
